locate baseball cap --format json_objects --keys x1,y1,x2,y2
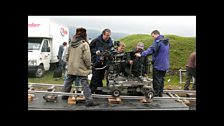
[{"x1": 137, "y1": 42, "x2": 144, "y2": 49}]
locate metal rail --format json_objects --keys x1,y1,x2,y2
[
  {"x1": 164, "y1": 90, "x2": 196, "y2": 93},
  {"x1": 28, "y1": 90, "x2": 195, "y2": 100},
  {"x1": 28, "y1": 83, "x2": 196, "y2": 101}
]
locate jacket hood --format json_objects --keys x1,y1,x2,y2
[
  {"x1": 71, "y1": 37, "x2": 84, "y2": 48},
  {"x1": 162, "y1": 38, "x2": 169, "y2": 45},
  {"x1": 156, "y1": 35, "x2": 169, "y2": 45}
]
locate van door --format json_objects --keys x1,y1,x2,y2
[{"x1": 41, "y1": 39, "x2": 51, "y2": 71}]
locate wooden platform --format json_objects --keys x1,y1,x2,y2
[
  {"x1": 28, "y1": 93, "x2": 189, "y2": 110},
  {"x1": 67, "y1": 96, "x2": 86, "y2": 105}
]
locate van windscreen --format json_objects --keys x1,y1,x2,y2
[{"x1": 28, "y1": 38, "x2": 43, "y2": 50}]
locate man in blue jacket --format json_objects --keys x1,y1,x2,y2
[{"x1": 135, "y1": 30, "x2": 170, "y2": 97}]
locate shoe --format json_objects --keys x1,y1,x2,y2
[
  {"x1": 154, "y1": 92, "x2": 159, "y2": 97},
  {"x1": 184, "y1": 87, "x2": 189, "y2": 90},
  {"x1": 62, "y1": 96, "x2": 69, "y2": 100},
  {"x1": 191, "y1": 87, "x2": 196, "y2": 90},
  {"x1": 94, "y1": 90, "x2": 102, "y2": 94},
  {"x1": 90, "y1": 89, "x2": 95, "y2": 94},
  {"x1": 159, "y1": 93, "x2": 163, "y2": 97},
  {"x1": 85, "y1": 102, "x2": 99, "y2": 107}
]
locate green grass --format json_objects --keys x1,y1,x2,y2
[
  {"x1": 28, "y1": 71, "x2": 65, "y2": 84},
  {"x1": 164, "y1": 74, "x2": 183, "y2": 90}
]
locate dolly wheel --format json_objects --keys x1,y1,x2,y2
[
  {"x1": 145, "y1": 91, "x2": 154, "y2": 99},
  {"x1": 112, "y1": 89, "x2": 121, "y2": 97}
]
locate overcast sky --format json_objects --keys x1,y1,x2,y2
[{"x1": 31, "y1": 16, "x2": 196, "y2": 37}]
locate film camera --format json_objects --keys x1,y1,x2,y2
[
  {"x1": 93, "y1": 41, "x2": 154, "y2": 99},
  {"x1": 104, "y1": 51, "x2": 154, "y2": 99}
]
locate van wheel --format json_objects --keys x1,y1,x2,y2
[{"x1": 36, "y1": 65, "x2": 44, "y2": 78}]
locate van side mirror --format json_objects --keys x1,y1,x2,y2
[{"x1": 47, "y1": 47, "x2": 50, "y2": 52}]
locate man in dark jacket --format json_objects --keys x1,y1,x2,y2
[
  {"x1": 57, "y1": 42, "x2": 67, "y2": 70},
  {"x1": 89, "y1": 29, "x2": 113, "y2": 94},
  {"x1": 135, "y1": 30, "x2": 170, "y2": 97},
  {"x1": 126, "y1": 42, "x2": 149, "y2": 77}
]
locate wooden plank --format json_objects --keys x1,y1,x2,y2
[
  {"x1": 108, "y1": 97, "x2": 122, "y2": 104},
  {"x1": 140, "y1": 98, "x2": 152, "y2": 103},
  {"x1": 76, "y1": 96, "x2": 85, "y2": 101},
  {"x1": 67, "y1": 96, "x2": 76, "y2": 105},
  {"x1": 28, "y1": 94, "x2": 35, "y2": 102},
  {"x1": 186, "y1": 93, "x2": 196, "y2": 97},
  {"x1": 175, "y1": 92, "x2": 187, "y2": 97}
]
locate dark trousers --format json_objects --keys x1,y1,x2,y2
[
  {"x1": 153, "y1": 68, "x2": 166, "y2": 96},
  {"x1": 62, "y1": 75, "x2": 93, "y2": 103},
  {"x1": 59, "y1": 60, "x2": 66, "y2": 71},
  {"x1": 184, "y1": 66, "x2": 196, "y2": 90},
  {"x1": 89, "y1": 69, "x2": 105, "y2": 93}
]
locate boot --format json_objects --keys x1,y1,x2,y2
[
  {"x1": 61, "y1": 96, "x2": 69, "y2": 100},
  {"x1": 159, "y1": 92, "x2": 163, "y2": 97},
  {"x1": 85, "y1": 101, "x2": 99, "y2": 107}
]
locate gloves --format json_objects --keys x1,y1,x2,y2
[
  {"x1": 135, "y1": 53, "x2": 141, "y2": 57},
  {"x1": 96, "y1": 50, "x2": 100, "y2": 55}
]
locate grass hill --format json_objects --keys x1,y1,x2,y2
[{"x1": 119, "y1": 34, "x2": 196, "y2": 72}]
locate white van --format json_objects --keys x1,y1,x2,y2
[{"x1": 28, "y1": 17, "x2": 69, "y2": 77}]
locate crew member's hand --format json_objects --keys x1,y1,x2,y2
[
  {"x1": 96, "y1": 50, "x2": 100, "y2": 55},
  {"x1": 129, "y1": 60, "x2": 133, "y2": 64},
  {"x1": 135, "y1": 53, "x2": 141, "y2": 57}
]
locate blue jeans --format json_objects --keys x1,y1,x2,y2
[
  {"x1": 64, "y1": 71, "x2": 81, "y2": 86},
  {"x1": 62, "y1": 74, "x2": 93, "y2": 103}
]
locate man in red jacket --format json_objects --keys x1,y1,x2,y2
[{"x1": 184, "y1": 52, "x2": 196, "y2": 90}]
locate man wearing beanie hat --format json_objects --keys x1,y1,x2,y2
[{"x1": 125, "y1": 42, "x2": 149, "y2": 77}]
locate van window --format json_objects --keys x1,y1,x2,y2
[{"x1": 41, "y1": 40, "x2": 49, "y2": 52}]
